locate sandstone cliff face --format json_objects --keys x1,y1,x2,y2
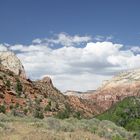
[
  {"x1": 85, "y1": 69, "x2": 140, "y2": 112},
  {"x1": 0, "y1": 51, "x2": 26, "y2": 78}
]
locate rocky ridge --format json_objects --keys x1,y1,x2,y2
[
  {"x1": 84, "y1": 69, "x2": 140, "y2": 112},
  {"x1": 0, "y1": 51, "x2": 100, "y2": 118}
]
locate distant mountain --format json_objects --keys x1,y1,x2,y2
[
  {"x1": 63, "y1": 90, "x2": 96, "y2": 98},
  {"x1": 78, "y1": 69, "x2": 140, "y2": 113}
]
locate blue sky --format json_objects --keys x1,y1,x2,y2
[
  {"x1": 0, "y1": 0, "x2": 140, "y2": 46},
  {"x1": 0, "y1": 0, "x2": 140, "y2": 91}
]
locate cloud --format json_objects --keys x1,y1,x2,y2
[
  {"x1": 130, "y1": 46, "x2": 140, "y2": 53},
  {"x1": 94, "y1": 35, "x2": 113, "y2": 41},
  {"x1": 1, "y1": 33, "x2": 140, "y2": 91},
  {"x1": 0, "y1": 44, "x2": 8, "y2": 51},
  {"x1": 32, "y1": 32, "x2": 92, "y2": 47}
]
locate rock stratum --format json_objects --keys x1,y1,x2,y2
[{"x1": 84, "y1": 69, "x2": 140, "y2": 112}]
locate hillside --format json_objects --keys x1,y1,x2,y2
[
  {"x1": 97, "y1": 96, "x2": 140, "y2": 138},
  {"x1": 0, "y1": 51, "x2": 103, "y2": 118},
  {"x1": 80, "y1": 69, "x2": 140, "y2": 113}
]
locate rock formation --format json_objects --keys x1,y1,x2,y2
[
  {"x1": 1, "y1": 51, "x2": 140, "y2": 118},
  {"x1": 0, "y1": 51, "x2": 26, "y2": 78},
  {"x1": 0, "y1": 51, "x2": 98, "y2": 118},
  {"x1": 84, "y1": 69, "x2": 140, "y2": 112}
]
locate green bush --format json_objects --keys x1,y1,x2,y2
[
  {"x1": 125, "y1": 119, "x2": 140, "y2": 131},
  {"x1": 45, "y1": 101, "x2": 51, "y2": 111},
  {"x1": 55, "y1": 104, "x2": 71, "y2": 119},
  {"x1": 112, "y1": 135, "x2": 125, "y2": 140},
  {"x1": 56, "y1": 109, "x2": 70, "y2": 119},
  {"x1": 9, "y1": 105, "x2": 13, "y2": 109},
  {"x1": 6, "y1": 80, "x2": 11, "y2": 88},
  {"x1": 15, "y1": 103, "x2": 19, "y2": 108},
  {"x1": 0, "y1": 105, "x2": 6, "y2": 113},
  {"x1": 34, "y1": 110, "x2": 44, "y2": 119},
  {"x1": 35, "y1": 98, "x2": 42, "y2": 105},
  {"x1": 73, "y1": 112, "x2": 81, "y2": 119},
  {"x1": 15, "y1": 79, "x2": 23, "y2": 96},
  {"x1": 23, "y1": 109, "x2": 28, "y2": 115},
  {"x1": 0, "y1": 76, "x2": 3, "y2": 80}
]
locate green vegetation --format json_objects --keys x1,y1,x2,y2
[
  {"x1": 15, "y1": 78, "x2": 23, "y2": 96},
  {"x1": 0, "y1": 114, "x2": 135, "y2": 140},
  {"x1": 34, "y1": 106, "x2": 44, "y2": 119},
  {"x1": 97, "y1": 96, "x2": 140, "y2": 136},
  {"x1": 0, "y1": 75, "x2": 3, "y2": 80},
  {"x1": 15, "y1": 103, "x2": 19, "y2": 108},
  {"x1": 34, "y1": 110, "x2": 44, "y2": 119},
  {"x1": 55, "y1": 104, "x2": 71, "y2": 119},
  {"x1": 56, "y1": 109, "x2": 70, "y2": 119},
  {"x1": 44, "y1": 101, "x2": 51, "y2": 111},
  {"x1": 0, "y1": 105, "x2": 6, "y2": 113},
  {"x1": 5, "y1": 80, "x2": 11, "y2": 88},
  {"x1": 35, "y1": 98, "x2": 41, "y2": 105},
  {"x1": 23, "y1": 108, "x2": 28, "y2": 115},
  {"x1": 9, "y1": 104, "x2": 14, "y2": 110}
]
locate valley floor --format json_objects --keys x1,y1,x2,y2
[
  {"x1": 0, "y1": 122, "x2": 105, "y2": 140},
  {"x1": 0, "y1": 114, "x2": 135, "y2": 140},
  {"x1": 0, "y1": 117, "x2": 105, "y2": 140}
]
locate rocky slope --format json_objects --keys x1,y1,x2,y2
[{"x1": 0, "y1": 51, "x2": 101, "y2": 118}]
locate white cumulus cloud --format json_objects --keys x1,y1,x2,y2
[{"x1": 1, "y1": 33, "x2": 140, "y2": 91}]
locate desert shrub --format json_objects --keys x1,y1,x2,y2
[
  {"x1": 44, "y1": 101, "x2": 51, "y2": 111},
  {"x1": 34, "y1": 109, "x2": 44, "y2": 119},
  {"x1": 15, "y1": 103, "x2": 19, "y2": 108},
  {"x1": 59, "y1": 121, "x2": 75, "y2": 132},
  {"x1": 46, "y1": 117, "x2": 61, "y2": 130},
  {"x1": 35, "y1": 98, "x2": 42, "y2": 105},
  {"x1": 0, "y1": 105, "x2": 6, "y2": 114},
  {"x1": 0, "y1": 122, "x2": 6, "y2": 128},
  {"x1": 73, "y1": 111, "x2": 81, "y2": 119},
  {"x1": 15, "y1": 78, "x2": 23, "y2": 96},
  {"x1": 6, "y1": 80, "x2": 11, "y2": 88},
  {"x1": 125, "y1": 119, "x2": 140, "y2": 131},
  {"x1": 8, "y1": 71, "x2": 14, "y2": 76},
  {"x1": 55, "y1": 103, "x2": 72, "y2": 119},
  {"x1": 23, "y1": 108, "x2": 28, "y2": 115},
  {"x1": 46, "y1": 117, "x2": 74, "y2": 132},
  {"x1": 97, "y1": 120, "x2": 132, "y2": 139},
  {"x1": 112, "y1": 135, "x2": 125, "y2": 140},
  {"x1": 56, "y1": 109, "x2": 70, "y2": 119},
  {"x1": 9, "y1": 105, "x2": 13, "y2": 109},
  {"x1": 27, "y1": 78, "x2": 32, "y2": 83},
  {"x1": 0, "y1": 75, "x2": 3, "y2": 80}
]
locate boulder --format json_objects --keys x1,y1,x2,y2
[{"x1": 0, "y1": 51, "x2": 26, "y2": 78}]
